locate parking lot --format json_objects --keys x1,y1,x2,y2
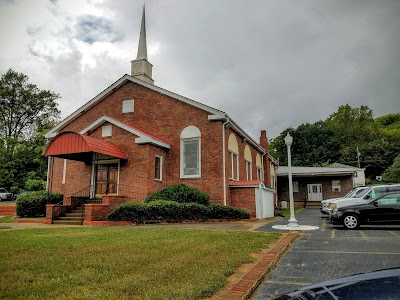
[{"x1": 251, "y1": 208, "x2": 400, "y2": 299}]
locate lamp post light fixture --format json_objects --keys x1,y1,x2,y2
[{"x1": 285, "y1": 133, "x2": 299, "y2": 227}]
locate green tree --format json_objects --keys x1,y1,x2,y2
[
  {"x1": 0, "y1": 69, "x2": 60, "y2": 154},
  {"x1": 269, "y1": 121, "x2": 341, "y2": 166},
  {"x1": 325, "y1": 104, "x2": 377, "y2": 145},
  {"x1": 382, "y1": 154, "x2": 400, "y2": 183},
  {"x1": 0, "y1": 69, "x2": 60, "y2": 191}
]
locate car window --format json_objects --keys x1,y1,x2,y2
[
  {"x1": 370, "y1": 187, "x2": 387, "y2": 199},
  {"x1": 352, "y1": 188, "x2": 367, "y2": 198},
  {"x1": 0, "y1": 189, "x2": 7, "y2": 193},
  {"x1": 387, "y1": 186, "x2": 400, "y2": 192},
  {"x1": 376, "y1": 194, "x2": 400, "y2": 205}
]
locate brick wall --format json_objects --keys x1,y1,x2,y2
[
  {"x1": 48, "y1": 80, "x2": 268, "y2": 210},
  {"x1": 230, "y1": 187, "x2": 256, "y2": 218},
  {"x1": 277, "y1": 175, "x2": 354, "y2": 207}
]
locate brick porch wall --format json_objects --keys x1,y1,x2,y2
[{"x1": 230, "y1": 187, "x2": 256, "y2": 218}]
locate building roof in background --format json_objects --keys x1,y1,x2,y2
[{"x1": 276, "y1": 166, "x2": 358, "y2": 177}]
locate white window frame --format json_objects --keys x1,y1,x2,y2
[
  {"x1": 230, "y1": 151, "x2": 239, "y2": 180},
  {"x1": 122, "y1": 99, "x2": 134, "y2": 113},
  {"x1": 245, "y1": 160, "x2": 252, "y2": 180},
  {"x1": 270, "y1": 175, "x2": 275, "y2": 189},
  {"x1": 102, "y1": 125, "x2": 112, "y2": 137},
  {"x1": 155, "y1": 155, "x2": 163, "y2": 181},
  {"x1": 293, "y1": 181, "x2": 299, "y2": 192},
  {"x1": 180, "y1": 126, "x2": 201, "y2": 178},
  {"x1": 332, "y1": 180, "x2": 341, "y2": 192},
  {"x1": 180, "y1": 137, "x2": 201, "y2": 178},
  {"x1": 256, "y1": 167, "x2": 262, "y2": 180}
]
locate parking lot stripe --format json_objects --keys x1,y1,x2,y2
[
  {"x1": 331, "y1": 230, "x2": 335, "y2": 238},
  {"x1": 389, "y1": 231, "x2": 400, "y2": 238},
  {"x1": 321, "y1": 219, "x2": 326, "y2": 231},
  {"x1": 264, "y1": 280, "x2": 312, "y2": 286},
  {"x1": 359, "y1": 230, "x2": 368, "y2": 239},
  {"x1": 291, "y1": 250, "x2": 400, "y2": 255}
]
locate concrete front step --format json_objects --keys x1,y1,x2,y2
[
  {"x1": 58, "y1": 216, "x2": 83, "y2": 220},
  {"x1": 52, "y1": 220, "x2": 83, "y2": 225}
]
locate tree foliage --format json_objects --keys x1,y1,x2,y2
[
  {"x1": 270, "y1": 105, "x2": 400, "y2": 180},
  {"x1": 0, "y1": 69, "x2": 60, "y2": 154},
  {"x1": 382, "y1": 154, "x2": 400, "y2": 183},
  {"x1": 0, "y1": 69, "x2": 60, "y2": 191}
]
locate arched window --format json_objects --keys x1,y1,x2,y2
[
  {"x1": 228, "y1": 133, "x2": 239, "y2": 180},
  {"x1": 256, "y1": 153, "x2": 262, "y2": 180},
  {"x1": 244, "y1": 145, "x2": 252, "y2": 180},
  {"x1": 180, "y1": 126, "x2": 201, "y2": 178}
]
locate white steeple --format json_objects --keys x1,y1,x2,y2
[{"x1": 131, "y1": 5, "x2": 154, "y2": 84}]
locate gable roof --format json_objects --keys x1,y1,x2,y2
[
  {"x1": 79, "y1": 115, "x2": 171, "y2": 149},
  {"x1": 44, "y1": 74, "x2": 266, "y2": 154}
]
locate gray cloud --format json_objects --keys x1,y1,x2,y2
[
  {"x1": 1, "y1": 0, "x2": 399, "y2": 141},
  {"x1": 75, "y1": 15, "x2": 122, "y2": 44}
]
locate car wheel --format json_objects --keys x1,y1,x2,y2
[{"x1": 342, "y1": 214, "x2": 359, "y2": 229}]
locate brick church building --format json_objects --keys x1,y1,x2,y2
[{"x1": 44, "y1": 7, "x2": 278, "y2": 224}]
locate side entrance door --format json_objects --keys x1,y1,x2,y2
[
  {"x1": 95, "y1": 164, "x2": 118, "y2": 196},
  {"x1": 307, "y1": 184, "x2": 323, "y2": 201}
]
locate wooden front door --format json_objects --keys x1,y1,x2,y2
[{"x1": 95, "y1": 164, "x2": 118, "y2": 195}]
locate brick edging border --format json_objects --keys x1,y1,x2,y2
[{"x1": 219, "y1": 232, "x2": 299, "y2": 300}]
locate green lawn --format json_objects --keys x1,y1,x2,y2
[
  {"x1": 0, "y1": 215, "x2": 15, "y2": 223},
  {"x1": 281, "y1": 208, "x2": 303, "y2": 217},
  {"x1": 0, "y1": 227, "x2": 280, "y2": 300}
]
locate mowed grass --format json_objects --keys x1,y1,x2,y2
[
  {"x1": 0, "y1": 215, "x2": 15, "y2": 223},
  {"x1": 0, "y1": 227, "x2": 280, "y2": 300}
]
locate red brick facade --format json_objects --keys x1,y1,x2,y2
[{"x1": 45, "y1": 77, "x2": 277, "y2": 221}]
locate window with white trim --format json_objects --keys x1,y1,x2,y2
[
  {"x1": 293, "y1": 181, "x2": 299, "y2": 192},
  {"x1": 180, "y1": 126, "x2": 201, "y2": 178},
  {"x1": 102, "y1": 125, "x2": 112, "y2": 137},
  {"x1": 122, "y1": 99, "x2": 134, "y2": 113},
  {"x1": 245, "y1": 160, "x2": 252, "y2": 180},
  {"x1": 256, "y1": 167, "x2": 262, "y2": 180},
  {"x1": 230, "y1": 152, "x2": 239, "y2": 180},
  {"x1": 332, "y1": 180, "x2": 341, "y2": 192},
  {"x1": 155, "y1": 156, "x2": 163, "y2": 181}
]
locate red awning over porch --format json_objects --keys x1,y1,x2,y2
[{"x1": 44, "y1": 132, "x2": 127, "y2": 162}]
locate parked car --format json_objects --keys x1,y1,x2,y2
[
  {"x1": 327, "y1": 184, "x2": 400, "y2": 215},
  {"x1": 12, "y1": 191, "x2": 32, "y2": 201},
  {"x1": 330, "y1": 192, "x2": 400, "y2": 229},
  {"x1": 320, "y1": 186, "x2": 368, "y2": 215},
  {"x1": 272, "y1": 268, "x2": 400, "y2": 299},
  {"x1": 0, "y1": 188, "x2": 13, "y2": 201}
]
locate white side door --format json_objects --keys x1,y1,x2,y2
[{"x1": 307, "y1": 184, "x2": 322, "y2": 201}]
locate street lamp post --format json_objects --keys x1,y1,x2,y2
[{"x1": 285, "y1": 133, "x2": 298, "y2": 227}]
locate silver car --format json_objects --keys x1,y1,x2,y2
[{"x1": 320, "y1": 186, "x2": 368, "y2": 215}]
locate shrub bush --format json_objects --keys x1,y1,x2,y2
[
  {"x1": 16, "y1": 191, "x2": 63, "y2": 218},
  {"x1": 24, "y1": 179, "x2": 47, "y2": 191},
  {"x1": 207, "y1": 204, "x2": 251, "y2": 219},
  {"x1": 145, "y1": 184, "x2": 209, "y2": 205},
  {"x1": 107, "y1": 201, "x2": 250, "y2": 223}
]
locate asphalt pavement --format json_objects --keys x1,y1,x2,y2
[{"x1": 251, "y1": 208, "x2": 400, "y2": 299}]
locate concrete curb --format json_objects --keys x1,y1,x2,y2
[{"x1": 218, "y1": 232, "x2": 299, "y2": 300}]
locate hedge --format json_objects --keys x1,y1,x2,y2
[
  {"x1": 107, "y1": 200, "x2": 250, "y2": 223},
  {"x1": 16, "y1": 191, "x2": 63, "y2": 218},
  {"x1": 145, "y1": 184, "x2": 209, "y2": 205}
]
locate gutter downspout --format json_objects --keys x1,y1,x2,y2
[{"x1": 222, "y1": 117, "x2": 229, "y2": 206}]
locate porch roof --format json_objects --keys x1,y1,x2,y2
[
  {"x1": 43, "y1": 132, "x2": 128, "y2": 162},
  {"x1": 276, "y1": 166, "x2": 356, "y2": 177}
]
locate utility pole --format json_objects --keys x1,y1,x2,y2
[{"x1": 356, "y1": 147, "x2": 361, "y2": 169}]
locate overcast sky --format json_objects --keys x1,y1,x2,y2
[{"x1": 1, "y1": 0, "x2": 399, "y2": 140}]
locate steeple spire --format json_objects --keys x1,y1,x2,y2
[
  {"x1": 136, "y1": 5, "x2": 147, "y2": 60},
  {"x1": 131, "y1": 4, "x2": 154, "y2": 84}
]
